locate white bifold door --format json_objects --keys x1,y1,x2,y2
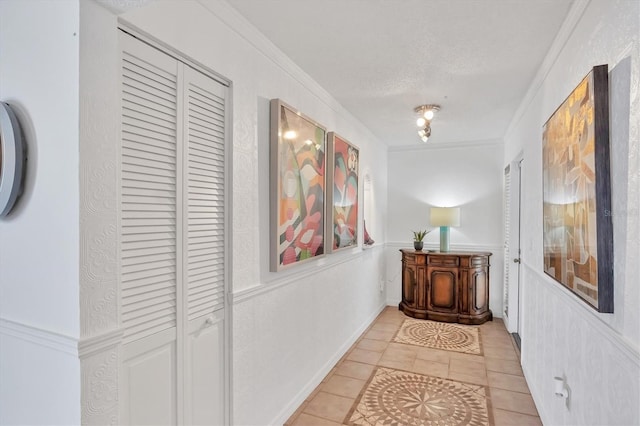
[{"x1": 119, "y1": 31, "x2": 228, "y2": 425}]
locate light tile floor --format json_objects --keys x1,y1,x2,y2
[{"x1": 285, "y1": 307, "x2": 542, "y2": 426}]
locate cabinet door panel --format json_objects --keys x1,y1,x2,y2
[
  {"x1": 416, "y1": 267, "x2": 427, "y2": 309},
  {"x1": 428, "y1": 268, "x2": 457, "y2": 312},
  {"x1": 471, "y1": 269, "x2": 488, "y2": 312},
  {"x1": 402, "y1": 264, "x2": 416, "y2": 305}
]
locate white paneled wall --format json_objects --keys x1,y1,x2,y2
[
  {"x1": 503, "y1": 1, "x2": 640, "y2": 424},
  {"x1": 0, "y1": 1, "x2": 81, "y2": 424},
  {"x1": 385, "y1": 141, "x2": 505, "y2": 317},
  {"x1": 80, "y1": 1, "x2": 389, "y2": 424}
]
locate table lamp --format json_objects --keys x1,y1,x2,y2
[{"x1": 430, "y1": 207, "x2": 460, "y2": 252}]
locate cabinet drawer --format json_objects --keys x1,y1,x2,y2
[
  {"x1": 403, "y1": 253, "x2": 415, "y2": 264},
  {"x1": 403, "y1": 253, "x2": 426, "y2": 265},
  {"x1": 470, "y1": 255, "x2": 488, "y2": 266},
  {"x1": 428, "y1": 255, "x2": 459, "y2": 267}
]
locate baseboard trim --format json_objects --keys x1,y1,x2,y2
[
  {"x1": 270, "y1": 302, "x2": 387, "y2": 425},
  {"x1": 386, "y1": 298, "x2": 400, "y2": 307},
  {"x1": 0, "y1": 317, "x2": 78, "y2": 356},
  {"x1": 521, "y1": 362, "x2": 548, "y2": 425}
]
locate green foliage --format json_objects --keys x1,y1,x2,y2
[{"x1": 412, "y1": 229, "x2": 429, "y2": 242}]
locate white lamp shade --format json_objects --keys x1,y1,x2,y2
[{"x1": 430, "y1": 207, "x2": 460, "y2": 227}]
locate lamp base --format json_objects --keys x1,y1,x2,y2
[{"x1": 439, "y1": 226, "x2": 450, "y2": 252}]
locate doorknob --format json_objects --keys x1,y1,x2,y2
[
  {"x1": 513, "y1": 258, "x2": 521, "y2": 264},
  {"x1": 205, "y1": 316, "x2": 215, "y2": 326}
]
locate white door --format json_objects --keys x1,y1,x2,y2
[
  {"x1": 503, "y1": 158, "x2": 522, "y2": 340},
  {"x1": 182, "y1": 65, "x2": 227, "y2": 426},
  {"x1": 515, "y1": 159, "x2": 524, "y2": 341},
  {"x1": 119, "y1": 31, "x2": 228, "y2": 425}
]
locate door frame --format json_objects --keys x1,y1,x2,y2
[
  {"x1": 117, "y1": 25, "x2": 234, "y2": 425},
  {"x1": 504, "y1": 155, "x2": 523, "y2": 338}
]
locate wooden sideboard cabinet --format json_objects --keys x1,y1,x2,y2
[{"x1": 399, "y1": 249, "x2": 492, "y2": 324}]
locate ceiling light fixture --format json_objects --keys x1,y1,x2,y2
[{"x1": 414, "y1": 104, "x2": 440, "y2": 143}]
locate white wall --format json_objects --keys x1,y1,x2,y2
[
  {"x1": 77, "y1": 1, "x2": 389, "y2": 424},
  {"x1": 78, "y1": 1, "x2": 121, "y2": 423},
  {"x1": 503, "y1": 0, "x2": 640, "y2": 424},
  {"x1": 385, "y1": 141, "x2": 504, "y2": 316},
  {"x1": 0, "y1": 1, "x2": 81, "y2": 424}
]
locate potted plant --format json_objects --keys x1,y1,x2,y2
[{"x1": 412, "y1": 229, "x2": 429, "y2": 251}]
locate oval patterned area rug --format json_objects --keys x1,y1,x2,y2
[
  {"x1": 393, "y1": 318, "x2": 482, "y2": 355},
  {"x1": 346, "y1": 367, "x2": 490, "y2": 426}
]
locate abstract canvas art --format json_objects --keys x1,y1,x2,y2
[
  {"x1": 326, "y1": 132, "x2": 359, "y2": 252},
  {"x1": 270, "y1": 99, "x2": 326, "y2": 271},
  {"x1": 542, "y1": 65, "x2": 613, "y2": 312}
]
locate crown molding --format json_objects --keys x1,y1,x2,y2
[
  {"x1": 94, "y1": 0, "x2": 152, "y2": 14},
  {"x1": 196, "y1": 0, "x2": 386, "y2": 150},
  {"x1": 504, "y1": 0, "x2": 591, "y2": 140},
  {"x1": 388, "y1": 138, "x2": 504, "y2": 153}
]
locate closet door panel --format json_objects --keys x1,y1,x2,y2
[
  {"x1": 124, "y1": 339, "x2": 177, "y2": 425},
  {"x1": 186, "y1": 312, "x2": 225, "y2": 425},
  {"x1": 119, "y1": 32, "x2": 227, "y2": 426},
  {"x1": 183, "y1": 65, "x2": 227, "y2": 425},
  {"x1": 121, "y1": 34, "x2": 179, "y2": 346},
  {"x1": 120, "y1": 32, "x2": 180, "y2": 423}
]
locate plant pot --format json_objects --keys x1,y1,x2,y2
[{"x1": 414, "y1": 241, "x2": 423, "y2": 251}]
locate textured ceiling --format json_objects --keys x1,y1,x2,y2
[{"x1": 226, "y1": 0, "x2": 574, "y2": 146}]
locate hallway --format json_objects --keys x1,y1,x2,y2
[{"x1": 286, "y1": 307, "x2": 540, "y2": 425}]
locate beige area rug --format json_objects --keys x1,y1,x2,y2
[
  {"x1": 346, "y1": 367, "x2": 490, "y2": 426},
  {"x1": 393, "y1": 318, "x2": 481, "y2": 355}
]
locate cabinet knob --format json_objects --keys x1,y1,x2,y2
[
  {"x1": 205, "y1": 316, "x2": 215, "y2": 326},
  {"x1": 513, "y1": 258, "x2": 521, "y2": 264}
]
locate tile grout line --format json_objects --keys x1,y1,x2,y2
[{"x1": 287, "y1": 308, "x2": 541, "y2": 425}]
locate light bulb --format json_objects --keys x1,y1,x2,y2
[
  {"x1": 305, "y1": 139, "x2": 313, "y2": 145},
  {"x1": 283, "y1": 130, "x2": 297, "y2": 140},
  {"x1": 421, "y1": 135, "x2": 429, "y2": 143},
  {"x1": 424, "y1": 109, "x2": 434, "y2": 120},
  {"x1": 416, "y1": 117, "x2": 426, "y2": 127},
  {"x1": 418, "y1": 129, "x2": 426, "y2": 137}
]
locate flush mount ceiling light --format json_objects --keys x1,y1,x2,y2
[{"x1": 414, "y1": 104, "x2": 440, "y2": 143}]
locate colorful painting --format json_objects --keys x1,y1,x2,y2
[
  {"x1": 542, "y1": 65, "x2": 613, "y2": 312},
  {"x1": 270, "y1": 99, "x2": 326, "y2": 271},
  {"x1": 327, "y1": 133, "x2": 359, "y2": 252}
]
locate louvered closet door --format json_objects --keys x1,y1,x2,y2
[
  {"x1": 503, "y1": 165, "x2": 511, "y2": 319},
  {"x1": 182, "y1": 66, "x2": 226, "y2": 426},
  {"x1": 121, "y1": 33, "x2": 180, "y2": 426},
  {"x1": 119, "y1": 32, "x2": 228, "y2": 426}
]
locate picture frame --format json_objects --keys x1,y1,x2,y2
[
  {"x1": 326, "y1": 132, "x2": 359, "y2": 252},
  {"x1": 270, "y1": 99, "x2": 327, "y2": 271},
  {"x1": 542, "y1": 65, "x2": 613, "y2": 312}
]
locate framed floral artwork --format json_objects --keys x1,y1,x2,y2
[
  {"x1": 270, "y1": 99, "x2": 326, "y2": 271},
  {"x1": 542, "y1": 65, "x2": 613, "y2": 312},
  {"x1": 326, "y1": 132, "x2": 359, "y2": 252}
]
